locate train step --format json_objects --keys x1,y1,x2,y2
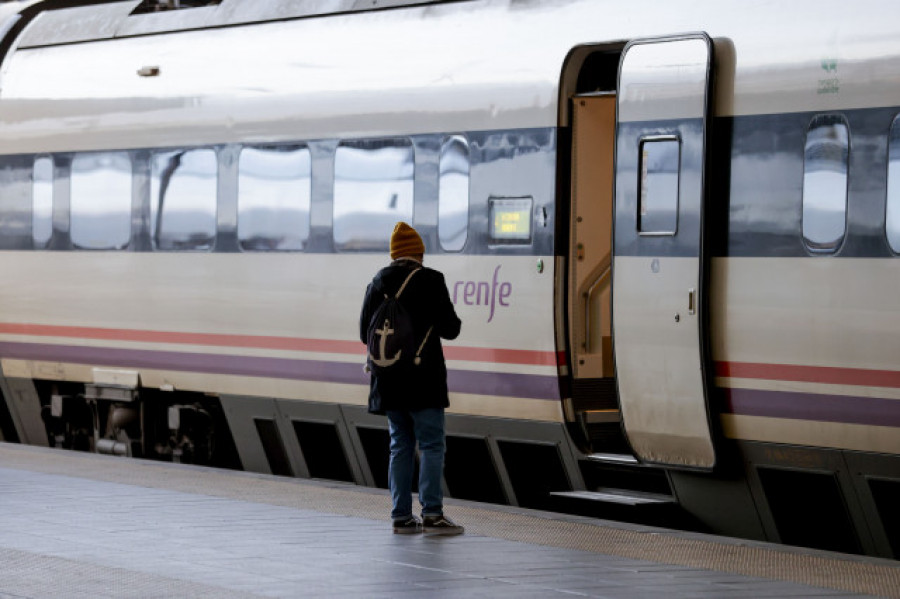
[
  {"x1": 579, "y1": 453, "x2": 672, "y2": 496},
  {"x1": 585, "y1": 452, "x2": 639, "y2": 465},
  {"x1": 550, "y1": 488, "x2": 676, "y2": 507}
]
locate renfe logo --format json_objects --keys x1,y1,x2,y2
[{"x1": 452, "y1": 265, "x2": 511, "y2": 323}]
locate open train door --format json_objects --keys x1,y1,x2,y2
[{"x1": 612, "y1": 34, "x2": 716, "y2": 469}]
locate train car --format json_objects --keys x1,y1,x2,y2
[{"x1": 0, "y1": 0, "x2": 897, "y2": 558}]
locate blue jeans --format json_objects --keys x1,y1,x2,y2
[{"x1": 386, "y1": 408, "x2": 445, "y2": 520}]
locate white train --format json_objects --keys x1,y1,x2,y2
[{"x1": 0, "y1": 0, "x2": 897, "y2": 558}]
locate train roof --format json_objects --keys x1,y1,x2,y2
[
  {"x1": 16, "y1": 0, "x2": 466, "y2": 48},
  {"x1": 1, "y1": 0, "x2": 899, "y2": 153}
]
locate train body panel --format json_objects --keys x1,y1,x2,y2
[
  {"x1": 0, "y1": 0, "x2": 897, "y2": 559},
  {"x1": 0, "y1": 252, "x2": 561, "y2": 422},
  {"x1": 3, "y1": 0, "x2": 900, "y2": 154},
  {"x1": 710, "y1": 256, "x2": 900, "y2": 456}
]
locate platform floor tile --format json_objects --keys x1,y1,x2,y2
[{"x1": 0, "y1": 443, "x2": 897, "y2": 598}]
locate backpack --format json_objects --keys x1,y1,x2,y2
[{"x1": 365, "y1": 268, "x2": 433, "y2": 375}]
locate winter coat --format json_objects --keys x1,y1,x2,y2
[{"x1": 359, "y1": 259, "x2": 461, "y2": 414}]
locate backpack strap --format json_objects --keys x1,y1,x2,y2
[
  {"x1": 395, "y1": 267, "x2": 420, "y2": 299},
  {"x1": 413, "y1": 326, "x2": 433, "y2": 366},
  {"x1": 390, "y1": 267, "x2": 433, "y2": 366}
]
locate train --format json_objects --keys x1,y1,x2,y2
[{"x1": 0, "y1": 0, "x2": 897, "y2": 559}]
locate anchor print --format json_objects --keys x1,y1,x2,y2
[{"x1": 369, "y1": 319, "x2": 402, "y2": 367}]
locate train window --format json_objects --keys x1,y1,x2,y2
[
  {"x1": 333, "y1": 139, "x2": 414, "y2": 251},
  {"x1": 887, "y1": 115, "x2": 900, "y2": 253},
  {"x1": 637, "y1": 137, "x2": 680, "y2": 235},
  {"x1": 70, "y1": 152, "x2": 132, "y2": 250},
  {"x1": 489, "y1": 196, "x2": 533, "y2": 243},
  {"x1": 238, "y1": 145, "x2": 311, "y2": 251},
  {"x1": 802, "y1": 114, "x2": 849, "y2": 253},
  {"x1": 32, "y1": 156, "x2": 53, "y2": 248},
  {"x1": 150, "y1": 149, "x2": 217, "y2": 251},
  {"x1": 438, "y1": 135, "x2": 470, "y2": 251}
]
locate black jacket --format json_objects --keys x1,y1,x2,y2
[{"x1": 360, "y1": 259, "x2": 461, "y2": 414}]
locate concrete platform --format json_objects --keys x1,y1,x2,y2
[{"x1": 0, "y1": 442, "x2": 897, "y2": 598}]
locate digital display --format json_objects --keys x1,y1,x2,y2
[{"x1": 490, "y1": 197, "x2": 533, "y2": 242}]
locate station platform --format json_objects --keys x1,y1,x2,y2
[{"x1": 0, "y1": 443, "x2": 898, "y2": 599}]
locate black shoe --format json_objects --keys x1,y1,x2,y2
[
  {"x1": 422, "y1": 515, "x2": 464, "y2": 535},
  {"x1": 392, "y1": 515, "x2": 422, "y2": 534}
]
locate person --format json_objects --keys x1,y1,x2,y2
[{"x1": 359, "y1": 221, "x2": 463, "y2": 535}]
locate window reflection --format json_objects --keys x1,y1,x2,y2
[
  {"x1": 238, "y1": 145, "x2": 311, "y2": 251},
  {"x1": 438, "y1": 136, "x2": 469, "y2": 252},
  {"x1": 151, "y1": 149, "x2": 217, "y2": 251},
  {"x1": 638, "y1": 138, "x2": 680, "y2": 234},
  {"x1": 32, "y1": 156, "x2": 53, "y2": 248},
  {"x1": 887, "y1": 115, "x2": 900, "y2": 254},
  {"x1": 333, "y1": 139, "x2": 414, "y2": 251},
  {"x1": 802, "y1": 114, "x2": 849, "y2": 253},
  {"x1": 70, "y1": 152, "x2": 132, "y2": 250}
]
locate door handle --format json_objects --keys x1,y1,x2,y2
[{"x1": 688, "y1": 288, "x2": 696, "y2": 316}]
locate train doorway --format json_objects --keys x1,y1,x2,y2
[
  {"x1": 611, "y1": 35, "x2": 716, "y2": 469},
  {"x1": 566, "y1": 92, "x2": 621, "y2": 451},
  {"x1": 561, "y1": 44, "x2": 628, "y2": 459}
]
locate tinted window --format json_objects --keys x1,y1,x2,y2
[
  {"x1": 151, "y1": 149, "x2": 217, "y2": 251},
  {"x1": 70, "y1": 152, "x2": 132, "y2": 250},
  {"x1": 32, "y1": 156, "x2": 53, "y2": 248},
  {"x1": 0, "y1": 157, "x2": 34, "y2": 249},
  {"x1": 802, "y1": 114, "x2": 849, "y2": 253},
  {"x1": 638, "y1": 138, "x2": 680, "y2": 234},
  {"x1": 238, "y1": 145, "x2": 311, "y2": 251},
  {"x1": 887, "y1": 115, "x2": 900, "y2": 253},
  {"x1": 438, "y1": 135, "x2": 469, "y2": 251},
  {"x1": 333, "y1": 139, "x2": 414, "y2": 251}
]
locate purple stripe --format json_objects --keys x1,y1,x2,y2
[
  {"x1": 721, "y1": 388, "x2": 900, "y2": 428},
  {"x1": 0, "y1": 341, "x2": 559, "y2": 401},
  {"x1": 447, "y1": 369, "x2": 560, "y2": 401}
]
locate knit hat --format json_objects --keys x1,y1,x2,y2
[{"x1": 390, "y1": 221, "x2": 425, "y2": 259}]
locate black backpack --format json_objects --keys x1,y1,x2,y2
[{"x1": 365, "y1": 268, "x2": 433, "y2": 375}]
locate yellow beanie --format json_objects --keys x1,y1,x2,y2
[{"x1": 390, "y1": 221, "x2": 425, "y2": 260}]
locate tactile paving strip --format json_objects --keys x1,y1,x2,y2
[{"x1": 2, "y1": 443, "x2": 898, "y2": 598}]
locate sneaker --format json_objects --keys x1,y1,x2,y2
[
  {"x1": 392, "y1": 515, "x2": 422, "y2": 534},
  {"x1": 422, "y1": 515, "x2": 464, "y2": 535}
]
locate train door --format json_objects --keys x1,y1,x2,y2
[{"x1": 611, "y1": 35, "x2": 716, "y2": 469}]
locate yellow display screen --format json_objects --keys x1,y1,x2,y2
[{"x1": 490, "y1": 197, "x2": 532, "y2": 242}]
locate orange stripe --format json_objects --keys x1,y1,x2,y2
[
  {"x1": 443, "y1": 346, "x2": 560, "y2": 366},
  {"x1": 0, "y1": 322, "x2": 558, "y2": 367},
  {"x1": 716, "y1": 361, "x2": 900, "y2": 389},
  {"x1": 0, "y1": 322, "x2": 358, "y2": 353}
]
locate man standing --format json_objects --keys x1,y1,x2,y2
[{"x1": 360, "y1": 222, "x2": 463, "y2": 535}]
